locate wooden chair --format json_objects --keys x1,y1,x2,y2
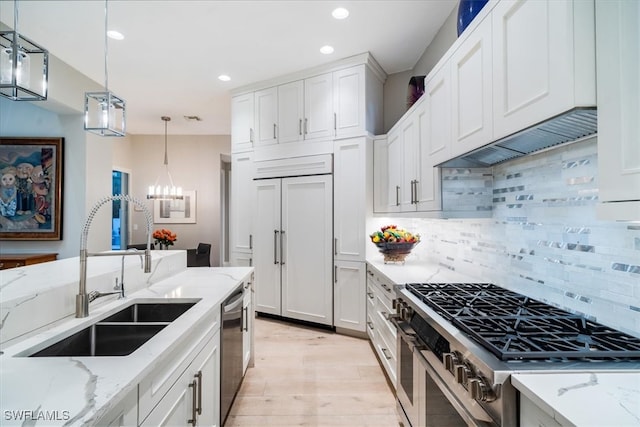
[{"x1": 187, "y1": 243, "x2": 211, "y2": 267}]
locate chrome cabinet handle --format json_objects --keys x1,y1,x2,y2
[
  {"x1": 249, "y1": 257, "x2": 252, "y2": 267},
  {"x1": 244, "y1": 306, "x2": 249, "y2": 332},
  {"x1": 396, "y1": 185, "x2": 400, "y2": 206},
  {"x1": 249, "y1": 127, "x2": 254, "y2": 143},
  {"x1": 334, "y1": 265, "x2": 338, "y2": 283},
  {"x1": 381, "y1": 347, "x2": 392, "y2": 360},
  {"x1": 280, "y1": 230, "x2": 285, "y2": 265},
  {"x1": 195, "y1": 371, "x2": 202, "y2": 415},
  {"x1": 299, "y1": 119, "x2": 302, "y2": 135},
  {"x1": 334, "y1": 238, "x2": 338, "y2": 255},
  {"x1": 334, "y1": 112, "x2": 337, "y2": 131},
  {"x1": 367, "y1": 321, "x2": 374, "y2": 330},
  {"x1": 188, "y1": 379, "x2": 197, "y2": 425},
  {"x1": 273, "y1": 123, "x2": 277, "y2": 139},
  {"x1": 274, "y1": 230, "x2": 279, "y2": 264},
  {"x1": 304, "y1": 118, "x2": 308, "y2": 135},
  {"x1": 249, "y1": 234, "x2": 253, "y2": 250},
  {"x1": 367, "y1": 291, "x2": 374, "y2": 299}
]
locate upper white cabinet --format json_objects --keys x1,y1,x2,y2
[
  {"x1": 230, "y1": 152, "x2": 254, "y2": 266},
  {"x1": 304, "y1": 73, "x2": 335, "y2": 141},
  {"x1": 231, "y1": 93, "x2": 254, "y2": 153},
  {"x1": 334, "y1": 65, "x2": 383, "y2": 139},
  {"x1": 254, "y1": 86, "x2": 278, "y2": 147},
  {"x1": 595, "y1": 0, "x2": 640, "y2": 221},
  {"x1": 278, "y1": 80, "x2": 305, "y2": 144},
  {"x1": 491, "y1": 0, "x2": 595, "y2": 140},
  {"x1": 451, "y1": 12, "x2": 493, "y2": 157}
]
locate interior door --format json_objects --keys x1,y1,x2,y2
[
  {"x1": 253, "y1": 179, "x2": 281, "y2": 315},
  {"x1": 281, "y1": 174, "x2": 333, "y2": 325}
]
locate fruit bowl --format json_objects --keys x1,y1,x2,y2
[{"x1": 370, "y1": 225, "x2": 420, "y2": 264}]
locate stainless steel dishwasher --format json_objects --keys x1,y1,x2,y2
[{"x1": 220, "y1": 286, "x2": 244, "y2": 425}]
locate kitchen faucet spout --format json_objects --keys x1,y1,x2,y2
[{"x1": 76, "y1": 195, "x2": 153, "y2": 318}]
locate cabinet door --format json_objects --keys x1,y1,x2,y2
[
  {"x1": 304, "y1": 73, "x2": 334, "y2": 141},
  {"x1": 281, "y1": 175, "x2": 333, "y2": 325},
  {"x1": 230, "y1": 152, "x2": 254, "y2": 256},
  {"x1": 231, "y1": 93, "x2": 254, "y2": 152},
  {"x1": 242, "y1": 285, "x2": 252, "y2": 374},
  {"x1": 334, "y1": 65, "x2": 365, "y2": 139},
  {"x1": 386, "y1": 129, "x2": 402, "y2": 212},
  {"x1": 596, "y1": 0, "x2": 640, "y2": 219},
  {"x1": 492, "y1": 0, "x2": 576, "y2": 140},
  {"x1": 373, "y1": 137, "x2": 389, "y2": 213},
  {"x1": 254, "y1": 86, "x2": 278, "y2": 147},
  {"x1": 253, "y1": 179, "x2": 281, "y2": 316},
  {"x1": 278, "y1": 80, "x2": 304, "y2": 144},
  {"x1": 141, "y1": 336, "x2": 218, "y2": 427},
  {"x1": 230, "y1": 251, "x2": 252, "y2": 267},
  {"x1": 451, "y1": 14, "x2": 492, "y2": 156},
  {"x1": 400, "y1": 117, "x2": 418, "y2": 212},
  {"x1": 334, "y1": 260, "x2": 366, "y2": 332},
  {"x1": 415, "y1": 101, "x2": 443, "y2": 212},
  {"x1": 334, "y1": 137, "x2": 367, "y2": 262}
]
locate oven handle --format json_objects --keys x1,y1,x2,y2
[
  {"x1": 390, "y1": 317, "x2": 425, "y2": 350},
  {"x1": 414, "y1": 349, "x2": 497, "y2": 427}
]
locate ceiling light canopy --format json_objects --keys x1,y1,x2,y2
[
  {"x1": 320, "y1": 45, "x2": 334, "y2": 55},
  {"x1": 218, "y1": 74, "x2": 230, "y2": 82},
  {"x1": 0, "y1": 0, "x2": 49, "y2": 101},
  {"x1": 147, "y1": 116, "x2": 183, "y2": 200},
  {"x1": 332, "y1": 7, "x2": 349, "y2": 19},
  {"x1": 84, "y1": 0, "x2": 126, "y2": 137}
]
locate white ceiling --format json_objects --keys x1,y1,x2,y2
[{"x1": 1, "y1": 0, "x2": 457, "y2": 135}]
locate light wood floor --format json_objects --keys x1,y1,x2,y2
[{"x1": 225, "y1": 316, "x2": 401, "y2": 427}]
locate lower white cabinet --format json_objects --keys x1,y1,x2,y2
[
  {"x1": 95, "y1": 388, "x2": 137, "y2": 426},
  {"x1": 366, "y1": 265, "x2": 397, "y2": 388},
  {"x1": 334, "y1": 260, "x2": 366, "y2": 333},
  {"x1": 141, "y1": 331, "x2": 220, "y2": 427}
]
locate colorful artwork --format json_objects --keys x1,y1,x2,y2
[{"x1": 0, "y1": 137, "x2": 63, "y2": 240}]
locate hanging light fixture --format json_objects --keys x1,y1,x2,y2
[
  {"x1": 84, "y1": 0, "x2": 125, "y2": 137},
  {"x1": 147, "y1": 116, "x2": 183, "y2": 200},
  {"x1": 0, "y1": 0, "x2": 49, "y2": 101}
]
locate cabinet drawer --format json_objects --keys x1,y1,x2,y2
[
  {"x1": 366, "y1": 312, "x2": 375, "y2": 340},
  {"x1": 372, "y1": 326, "x2": 397, "y2": 386},
  {"x1": 366, "y1": 283, "x2": 376, "y2": 310},
  {"x1": 139, "y1": 309, "x2": 219, "y2": 420}
]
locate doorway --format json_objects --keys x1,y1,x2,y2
[{"x1": 112, "y1": 170, "x2": 130, "y2": 249}]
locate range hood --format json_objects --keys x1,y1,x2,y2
[{"x1": 438, "y1": 108, "x2": 597, "y2": 168}]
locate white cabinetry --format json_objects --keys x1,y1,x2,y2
[
  {"x1": 519, "y1": 394, "x2": 562, "y2": 427},
  {"x1": 141, "y1": 332, "x2": 220, "y2": 427},
  {"x1": 95, "y1": 389, "x2": 137, "y2": 426},
  {"x1": 372, "y1": 136, "x2": 389, "y2": 213},
  {"x1": 451, "y1": 13, "x2": 492, "y2": 157},
  {"x1": 491, "y1": 0, "x2": 595, "y2": 140},
  {"x1": 595, "y1": 0, "x2": 640, "y2": 221},
  {"x1": 333, "y1": 137, "x2": 370, "y2": 333},
  {"x1": 366, "y1": 265, "x2": 397, "y2": 388},
  {"x1": 386, "y1": 128, "x2": 402, "y2": 212},
  {"x1": 254, "y1": 173, "x2": 333, "y2": 325},
  {"x1": 333, "y1": 65, "x2": 383, "y2": 139},
  {"x1": 278, "y1": 80, "x2": 304, "y2": 144},
  {"x1": 334, "y1": 261, "x2": 366, "y2": 332},
  {"x1": 231, "y1": 93, "x2": 254, "y2": 153},
  {"x1": 242, "y1": 277, "x2": 254, "y2": 374},
  {"x1": 254, "y1": 87, "x2": 278, "y2": 147},
  {"x1": 230, "y1": 152, "x2": 254, "y2": 267},
  {"x1": 304, "y1": 73, "x2": 334, "y2": 141}
]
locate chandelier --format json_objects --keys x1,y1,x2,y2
[
  {"x1": 84, "y1": 0, "x2": 126, "y2": 137},
  {"x1": 0, "y1": 0, "x2": 49, "y2": 101},
  {"x1": 147, "y1": 116, "x2": 183, "y2": 200}
]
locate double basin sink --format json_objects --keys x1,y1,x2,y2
[{"x1": 26, "y1": 300, "x2": 199, "y2": 357}]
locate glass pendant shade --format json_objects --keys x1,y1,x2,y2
[
  {"x1": 84, "y1": 91, "x2": 126, "y2": 137},
  {"x1": 147, "y1": 116, "x2": 183, "y2": 200},
  {"x1": 83, "y1": 0, "x2": 126, "y2": 137},
  {"x1": 0, "y1": 30, "x2": 49, "y2": 101}
]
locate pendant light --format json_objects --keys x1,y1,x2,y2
[
  {"x1": 147, "y1": 116, "x2": 183, "y2": 200},
  {"x1": 0, "y1": 0, "x2": 49, "y2": 101},
  {"x1": 84, "y1": 0, "x2": 126, "y2": 137}
]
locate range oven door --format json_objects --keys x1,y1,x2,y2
[{"x1": 395, "y1": 319, "x2": 497, "y2": 427}]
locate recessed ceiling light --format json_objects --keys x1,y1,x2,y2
[
  {"x1": 320, "y1": 45, "x2": 334, "y2": 55},
  {"x1": 107, "y1": 30, "x2": 124, "y2": 40},
  {"x1": 218, "y1": 74, "x2": 231, "y2": 82},
  {"x1": 332, "y1": 7, "x2": 349, "y2": 19}
]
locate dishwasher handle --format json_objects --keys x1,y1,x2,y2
[{"x1": 222, "y1": 289, "x2": 244, "y2": 313}]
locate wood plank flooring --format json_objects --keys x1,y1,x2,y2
[{"x1": 225, "y1": 316, "x2": 401, "y2": 427}]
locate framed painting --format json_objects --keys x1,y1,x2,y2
[
  {"x1": 153, "y1": 190, "x2": 196, "y2": 224},
  {"x1": 0, "y1": 137, "x2": 63, "y2": 240}
]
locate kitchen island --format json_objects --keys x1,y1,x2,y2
[{"x1": 0, "y1": 255, "x2": 253, "y2": 426}]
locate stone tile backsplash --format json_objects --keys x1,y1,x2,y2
[{"x1": 374, "y1": 136, "x2": 640, "y2": 336}]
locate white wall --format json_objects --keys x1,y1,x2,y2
[{"x1": 129, "y1": 134, "x2": 230, "y2": 266}]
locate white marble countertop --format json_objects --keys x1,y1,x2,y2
[
  {"x1": 513, "y1": 372, "x2": 640, "y2": 427},
  {"x1": 0, "y1": 266, "x2": 253, "y2": 426},
  {"x1": 366, "y1": 257, "x2": 478, "y2": 285}
]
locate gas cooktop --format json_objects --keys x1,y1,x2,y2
[{"x1": 405, "y1": 282, "x2": 640, "y2": 362}]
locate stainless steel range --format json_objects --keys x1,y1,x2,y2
[{"x1": 392, "y1": 283, "x2": 640, "y2": 427}]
